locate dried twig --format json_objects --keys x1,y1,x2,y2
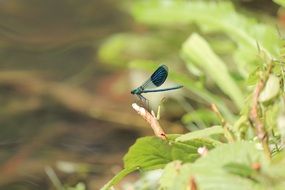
[
  {"x1": 132, "y1": 103, "x2": 166, "y2": 140},
  {"x1": 189, "y1": 176, "x2": 197, "y2": 190},
  {"x1": 249, "y1": 62, "x2": 273, "y2": 161}
]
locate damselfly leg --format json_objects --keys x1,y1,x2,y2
[{"x1": 136, "y1": 94, "x2": 150, "y2": 110}]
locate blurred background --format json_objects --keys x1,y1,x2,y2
[{"x1": 0, "y1": 0, "x2": 282, "y2": 189}]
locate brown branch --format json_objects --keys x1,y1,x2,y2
[
  {"x1": 132, "y1": 103, "x2": 166, "y2": 140},
  {"x1": 249, "y1": 62, "x2": 273, "y2": 161},
  {"x1": 189, "y1": 176, "x2": 197, "y2": 190}
]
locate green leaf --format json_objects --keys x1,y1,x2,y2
[
  {"x1": 274, "y1": 0, "x2": 285, "y2": 7},
  {"x1": 159, "y1": 142, "x2": 268, "y2": 190},
  {"x1": 195, "y1": 141, "x2": 268, "y2": 167},
  {"x1": 191, "y1": 166, "x2": 261, "y2": 190},
  {"x1": 176, "y1": 126, "x2": 224, "y2": 142},
  {"x1": 66, "y1": 182, "x2": 86, "y2": 190},
  {"x1": 130, "y1": 0, "x2": 277, "y2": 58},
  {"x1": 67, "y1": 183, "x2": 86, "y2": 190},
  {"x1": 223, "y1": 162, "x2": 255, "y2": 178},
  {"x1": 265, "y1": 103, "x2": 279, "y2": 132},
  {"x1": 259, "y1": 74, "x2": 280, "y2": 102},
  {"x1": 160, "y1": 162, "x2": 260, "y2": 190},
  {"x1": 171, "y1": 138, "x2": 215, "y2": 163},
  {"x1": 182, "y1": 109, "x2": 219, "y2": 126},
  {"x1": 124, "y1": 136, "x2": 215, "y2": 170},
  {"x1": 159, "y1": 161, "x2": 190, "y2": 190},
  {"x1": 98, "y1": 34, "x2": 171, "y2": 67},
  {"x1": 102, "y1": 136, "x2": 217, "y2": 189},
  {"x1": 98, "y1": 34, "x2": 132, "y2": 66},
  {"x1": 246, "y1": 66, "x2": 261, "y2": 86},
  {"x1": 172, "y1": 71, "x2": 236, "y2": 122},
  {"x1": 267, "y1": 150, "x2": 285, "y2": 179},
  {"x1": 123, "y1": 136, "x2": 173, "y2": 171},
  {"x1": 277, "y1": 100, "x2": 285, "y2": 143},
  {"x1": 182, "y1": 33, "x2": 244, "y2": 109},
  {"x1": 101, "y1": 137, "x2": 173, "y2": 190}
]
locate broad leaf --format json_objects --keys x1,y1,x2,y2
[
  {"x1": 160, "y1": 162, "x2": 260, "y2": 190},
  {"x1": 171, "y1": 138, "x2": 215, "y2": 163},
  {"x1": 159, "y1": 142, "x2": 268, "y2": 190},
  {"x1": 176, "y1": 126, "x2": 224, "y2": 142},
  {"x1": 223, "y1": 162, "x2": 256, "y2": 178},
  {"x1": 102, "y1": 136, "x2": 217, "y2": 189},
  {"x1": 159, "y1": 161, "x2": 190, "y2": 190},
  {"x1": 123, "y1": 136, "x2": 173, "y2": 171},
  {"x1": 195, "y1": 141, "x2": 268, "y2": 167},
  {"x1": 124, "y1": 136, "x2": 215, "y2": 170}
]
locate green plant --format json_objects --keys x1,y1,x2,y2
[{"x1": 99, "y1": 1, "x2": 285, "y2": 189}]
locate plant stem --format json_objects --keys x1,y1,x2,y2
[
  {"x1": 211, "y1": 104, "x2": 235, "y2": 142},
  {"x1": 249, "y1": 62, "x2": 273, "y2": 161}
]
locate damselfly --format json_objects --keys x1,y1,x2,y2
[{"x1": 131, "y1": 65, "x2": 183, "y2": 101}]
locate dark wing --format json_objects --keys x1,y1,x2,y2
[
  {"x1": 150, "y1": 65, "x2": 168, "y2": 86},
  {"x1": 141, "y1": 65, "x2": 168, "y2": 90}
]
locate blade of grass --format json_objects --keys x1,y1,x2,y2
[{"x1": 182, "y1": 33, "x2": 244, "y2": 109}]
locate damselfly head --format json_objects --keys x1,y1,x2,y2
[{"x1": 131, "y1": 88, "x2": 139, "y2": 95}]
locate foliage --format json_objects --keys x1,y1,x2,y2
[
  {"x1": 67, "y1": 183, "x2": 86, "y2": 190},
  {"x1": 274, "y1": 0, "x2": 285, "y2": 7},
  {"x1": 99, "y1": 0, "x2": 285, "y2": 190},
  {"x1": 160, "y1": 142, "x2": 269, "y2": 190},
  {"x1": 182, "y1": 33, "x2": 244, "y2": 109},
  {"x1": 101, "y1": 136, "x2": 215, "y2": 190}
]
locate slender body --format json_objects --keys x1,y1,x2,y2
[{"x1": 131, "y1": 65, "x2": 183, "y2": 101}]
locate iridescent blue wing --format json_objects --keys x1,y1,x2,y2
[
  {"x1": 150, "y1": 65, "x2": 168, "y2": 86},
  {"x1": 140, "y1": 65, "x2": 168, "y2": 90}
]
